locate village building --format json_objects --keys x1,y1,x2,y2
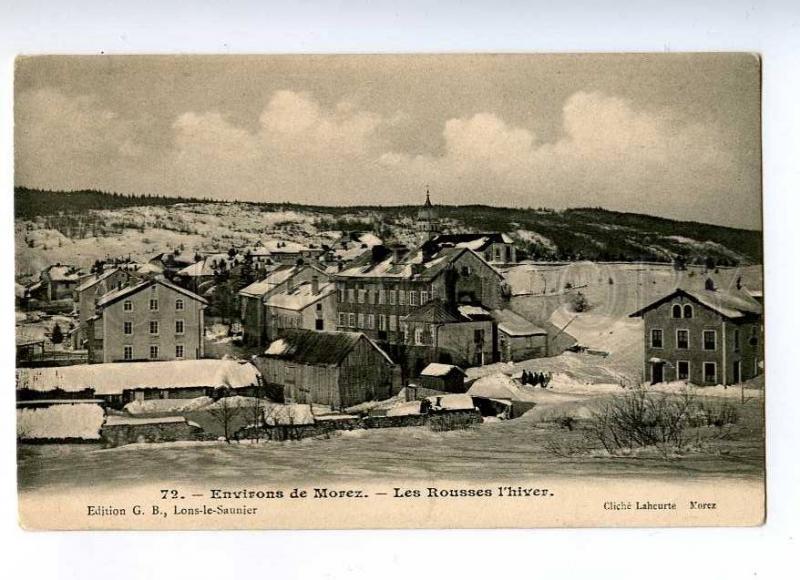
[
  {"x1": 417, "y1": 363, "x2": 467, "y2": 393},
  {"x1": 492, "y1": 308, "x2": 549, "y2": 361},
  {"x1": 422, "y1": 233, "x2": 517, "y2": 264},
  {"x1": 239, "y1": 264, "x2": 329, "y2": 346},
  {"x1": 629, "y1": 285, "x2": 763, "y2": 385},
  {"x1": 148, "y1": 250, "x2": 197, "y2": 278},
  {"x1": 325, "y1": 231, "x2": 384, "y2": 265},
  {"x1": 29, "y1": 263, "x2": 82, "y2": 301},
  {"x1": 16, "y1": 358, "x2": 261, "y2": 409},
  {"x1": 334, "y1": 242, "x2": 509, "y2": 374},
  {"x1": 86, "y1": 277, "x2": 208, "y2": 364},
  {"x1": 251, "y1": 240, "x2": 324, "y2": 265},
  {"x1": 72, "y1": 267, "x2": 138, "y2": 349},
  {"x1": 256, "y1": 329, "x2": 401, "y2": 409},
  {"x1": 264, "y1": 275, "x2": 337, "y2": 341}
]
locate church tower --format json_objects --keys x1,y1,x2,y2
[{"x1": 417, "y1": 187, "x2": 441, "y2": 241}]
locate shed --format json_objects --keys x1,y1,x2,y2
[
  {"x1": 492, "y1": 309, "x2": 549, "y2": 361},
  {"x1": 419, "y1": 363, "x2": 467, "y2": 393}
]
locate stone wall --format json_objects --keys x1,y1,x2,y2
[{"x1": 101, "y1": 419, "x2": 203, "y2": 447}]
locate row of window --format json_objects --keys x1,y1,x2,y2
[
  {"x1": 650, "y1": 328, "x2": 718, "y2": 350},
  {"x1": 665, "y1": 360, "x2": 718, "y2": 383},
  {"x1": 123, "y1": 344, "x2": 185, "y2": 360},
  {"x1": 338, "y1": 287, "x2": 434, "y2": 307},
  {"x1": 338, "y1": 312, "x2": 400, "y2": 331},
  {"x1": 123, "y1": 320, "x2": 185, "y2": 335},
  {"x1": 123, "y1": 298, "x2": 185, "y2": 312}
]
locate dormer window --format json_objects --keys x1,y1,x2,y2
[{"x1": 672, "y1": 304, "x2": 682, "y2": 318}]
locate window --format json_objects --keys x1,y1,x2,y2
[
  {"x1": 123, "y1": 321, "x2": 133, "y2": 335},
  {"x1": 672, "y1": 304, "x2": 682, "y2": 318},
  {"x1": 315, "y1": 319, "x2": 324, "y2": 330},
  {"x1": 676, "y1": 329, "x2": 689, "y2": 349},
  {"x1": 123, "y1": 300, "x2": 133, "y2": 312},
  {"x1": 316, "y1": 303, "x2": 323, "y2": 312},
  {"x1": 175, "y1": 344, "x2": 184, "y2": 359},
  {"x1": 683, "y1": 304, "x2": 693, "y2": 319},
  {"x1": 389, "y1": 290, "x2": 397, "y2": 305},
  {"x1": 175, "y1": 299, "x2": 184, "y2": 311},
  {"x1": 420, "y1": 291, "x2": 429, "y2": 304},
  {"x1": 367, "y1": 314, "x2": 375, "y2": 330},
  {"x1": 398, "y1": 290, "x2": 406, "y2": 305},
  {"x1": 149, "y1": 345, "x2": 159, "y2": 360},
  {"x1": 409, "y1": 291, "x2": 418, "y2": 306},
  {"x1": 389, "y1": 314, "x2": 397, "y2": 331},
  {"x1": 703, "y1": 362, "x2": 717, "y2": 384},
  {"x1": 703, "y1": 330, "x2": 717, "y2": 351},
  {"x1": 379, "y1": 314, "x2": 387, "y2": 331},
  {"x1": 175, "y1": 319, "x2": 185, "y2": 335},
  {"x1": 338, "y1": 288, "x2": 346, "y2": 303},
  {"x1": 650, "y1": 328, "x2": 664, "y2": 348},
  {"x1": 357, "y1": 289, "x2": 366, "y2": 304},
  {"x1": 149, "y1": 320, "x2": 159, "y2": 335},
  {"x1": 677, "y1": 361, "x2": 690, "y2": 381},
  {"x1": 474, "y1": 329, "x2": 485, "y2": 344},
  {"x1": 379, "y1": 289, "x2": 386, "y2": 304},
  {"x1": 348, "y1": 313, "x2": 356, "y2": 328},
  {"x1": 149, "y1": 298, "x2": 159, "y2": 311},
  {"x1": 357, "y1": 313, "x2": 365, "y2": 328},
  {"x1": 338, "y1": 313, "x2": 347, "y2": 327},
  {"x1": 347, "y1": 289, "x2": 355, "y2": 303},
  {"x1": 734, "y1": 329, "x2": 740, "y2": 352},
  {"x1": 414, "y1": 327, "x2": 425, "y2": 345},
  {"x1": 123, "y1": 345, "x2": 133, "y2": 361},
  {"x1": 461, "y1": 266, "x2": 472, "y2": 277}
]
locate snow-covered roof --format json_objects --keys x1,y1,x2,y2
[
  {"x1": 629, "y1": 287, "x2": 762, "y2": 320},
  {"x1": 491, "y1": 309, "x2": 547, "y2": 337},
  {"x1": 457, "y1": 304, "x2": 492, "y2": 320},
  {"x1": 420, "y1": 363, "x2": 465, "y2": 377},
  {"x1": 265, "y1": 281, "x2": 335, "y2": 311},
  {"x1": 44, "y1": 264, "x2": 80, "y2": 282},
  {"x1": 104, "y1": 415, "x2": 191, "y2": 426},
  {"x1": 17, "y1": 403, "x2": 104, "y2": 440},
  {"x1": 16, "y1": 359, "x2": 261, "y2": 396},
  {"x1": 238, "y1": 264, "x2": 321, "y2": 297},
  {"x1": 76, "y1": 268, "x2": 123, "y2": 293},
  {"x1": 263, "y1": 329, "x2": 394, "y2": 366},
  {"x1": 96, "y1": 277, "x2": 208, "y2": 308},
  {"x1": 426, "y1": 393, "x2": 475, "y2": 411}
]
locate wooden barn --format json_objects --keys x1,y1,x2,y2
[
  {"x1": 418, "y1": 363, "x2": 467, "y2": 393},
  {"x1": 256, "y1": 329, "x2": 401, "y2": 409}
]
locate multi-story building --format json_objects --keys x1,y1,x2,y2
[
  {"x1": 239, "y1": 264, "x2": 329, "y2": 346},
  {"x1": 334, "y1": 244, "x2": 509, "y2": 375},
  {"x1": 263, "y1": 275, "x2": 337, "y2": 341},
  {"x1": 421, "y1": 232, "x2": 517, "y2": 264},
  {"x1": 87, "y1": 277, "x2": 207, "y2": 364},
  {"x1": 73, "y1": 267, "x2": 138, "y2": 349},
  {"x1": 629, "y1": 285, "x2": 763, "y2": 385}
]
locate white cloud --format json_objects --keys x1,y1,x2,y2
[{"x1": 15, "y1": 88, "x2": 748, "y2": 226}]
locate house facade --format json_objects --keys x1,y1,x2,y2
[
  {"x1": 492, "y1": 308, "x2": 549, "y2": 361},
  {"x1": 256, "y1": 329, "x2": 401, "y2": 409},
  {"x1": 37, "y1": 264, "x2": 82, "y2": 301},
  {"x1": 264, "y1": 276, "x2": 337, "y2": 341},
  {"x1": 87, "y1": 278, "x2": 207, "y2": 364},
  {"x1": 239, "y1": 264, "x2": 329, "y2": 346},
  {"x1": 630, "y1": 287, "x2": 763, "y2": 385},
  {"x1": 73, "y1": 267, "x2": 137, "y2": 349}
]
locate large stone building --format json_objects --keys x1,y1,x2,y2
[
  {"x1": 87, "y1": 277, "x2": 207, "y2": 364},
  {"x1": 334, "y1": 244, "x2": 510, "y2": 375},
  {"x1": 629, "y1": 285, "x2": 763, "y2": 385},
  {"x1": 421, "y1": 232, "x2": 517, "y2": 265}
]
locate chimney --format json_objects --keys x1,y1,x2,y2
[
  {"x1": 371, "y1": 244, "x2": 391, "y2": 264},
  {"x1": 311, "y1": 276, "x2": 320, "y2": 295}
]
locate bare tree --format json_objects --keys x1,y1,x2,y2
[{"x1": 207, "y1": 395, "x2": 244, "y2": 443}]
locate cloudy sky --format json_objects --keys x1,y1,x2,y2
[{"x1": 15, "y1": 54, "x2": 761, "y2": 229}]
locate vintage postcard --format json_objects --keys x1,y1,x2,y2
[{"x1": 14, "y1": 54, "x2": 764, "y2": 530}]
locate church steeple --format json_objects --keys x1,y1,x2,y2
[{"x1": 417, "y1": 186, "x2": 440, "y2": 240}]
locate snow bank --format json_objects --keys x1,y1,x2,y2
[
  {"x1": 105, "y1": 415, "x2": 187, "y2": 426},
  {"x1": 386, "y1": 401, "x2": 422, "y2": 417},
  {"x1": 468, "y1": 373, "x2": 537, "y2": 402},
  {"x1": 17, "y1": 403, "x2": 104, "y2": 440},
  {"x1": 426, "y1": 393, "x2": 475, "y2": 411},
  {"x1": 124, "y1": 396, "x2": 214, "y2": 415}
]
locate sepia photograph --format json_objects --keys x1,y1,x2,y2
[{"x1": 13, "y1": 53, "x2": 765, "y2": 530}]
